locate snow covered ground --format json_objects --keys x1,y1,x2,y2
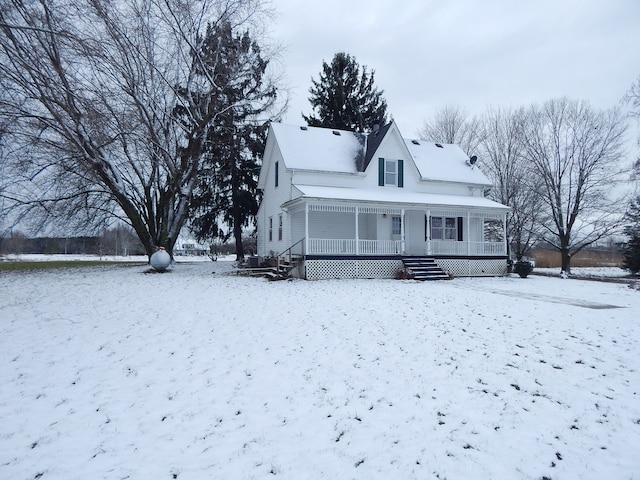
[{"x1": 1, "y1": 259, "x2": 639, "y2": 479}]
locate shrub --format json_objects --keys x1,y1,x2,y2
[{"x1": 513, "y1": 260, "x2": 533, "y2": 278}]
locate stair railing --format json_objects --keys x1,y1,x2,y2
[{"x1": 277, "y1": 238, "x2": 305, "y2": 273}]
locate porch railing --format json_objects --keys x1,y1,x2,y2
[
  {"x1": 307, "y1": 238, "x2": 505, "y2": 256},
  {"x1": 431, "y1": 240, "x2": 505, "y2": 256},
  {"x1": 308, "y1": 238, "x2": 402, "y2": 255}
]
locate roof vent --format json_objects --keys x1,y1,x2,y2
[
  {"x1": 411, "y1": 139, "x2": 420, "y2": 145},
  {"x1": 467, "y1": 155, "x2": 478, "y2": 167},
  {"x1": 332, "y1": 130, "x2": 341, "y2": 136},
  {"x1": 300, "y1": 126, "x2": 308, "y2": 131},
  {"x1": 435, "y1": 143, "x2": 443, "y2": 148}
]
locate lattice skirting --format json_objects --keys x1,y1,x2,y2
[
  {"x1": 435, "y1": 258, "x2": 508, "y2": 277},
  {"x1": 303, "y1": 257, "x2": 507, "y2": 279},
  {"x1": 304, "y1": 259, "x2": 403, "y2": 280}
]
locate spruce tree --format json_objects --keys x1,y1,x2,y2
[
  {"x1": 184, "y1": 22, "x2": 278, "y2": 260},
  {"x1": 303, "y1": 52, "x2": 389, "y2": 133},
  {"x1": 621, "y1": 196, "x2": 640, "y2": 275}
]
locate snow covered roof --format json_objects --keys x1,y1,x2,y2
[
  {"x1": 270, "y1": 123, "x2": 364, "y2": 173},
  {"x1": 290, "y1": 184, "x2": 510, "y2": 211},
  {"x1": 269, "y1": 122, "x2": 492, "y2": 186},
  {"x1": 404, "y1": 139, "x2": 491, "y2": 186}
]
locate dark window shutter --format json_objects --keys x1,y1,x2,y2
[
  {"x1": 397, "y1": 159, "x2": 404, "y2": 188},
  {"x1": 275, "y1": 161, "x2": 279, "y2": 187},
  {"x1": 378, "y1": 158, "x2": 384, "y2": 186},
  {"x1": 457, "y1": 217, "x2": 463, "y2": 241}
]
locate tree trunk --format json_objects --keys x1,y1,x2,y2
[{"x1": 560, "y1": 247, "x2": 571, "y2": 275}]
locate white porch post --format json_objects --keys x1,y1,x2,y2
[
  {"x1": 467, "y1": 212, "x2": 471, "y2": 256},
  {"x1": 426, "y1": 209, "x2": 431, "y2": 255},
  {"x1": 503, "y1": 212, "x2": 508, "y2": 256},
  {"x1": 401, "y1": 208, "x2": 405, "y2": 255},
  {"x1": 305, "y1": 203, "x2": 309, "y2": 255},
  {"x1": 355, "y1": 206, "x2": 359, "y2": 255}
]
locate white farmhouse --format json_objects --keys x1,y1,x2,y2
[{"x1": 256, "y1": 121, "x2": 510, "y2": 280}]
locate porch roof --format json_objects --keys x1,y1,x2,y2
[{"x1": 287, "y1": 184, "x2": 510, "y2": 211}]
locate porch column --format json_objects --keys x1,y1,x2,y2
[
  {"x1": 305, "y1": 203, "x2": 309, "y2": 255},
  {"x1": 426, "y1": 209, "x2": 431, "y2": 255},
  {"x1": 401, "y1": 208, "x2": 405, "y2": 255},
  {"x1": 355, "y1": 206, "x2": 359, "y2": 255},
  {"x1": 467, "y1": 212, "x2": 471, "y2": 256},
  {"x1": 503, "y1": 212, "x2": 508, "y2": 256}
]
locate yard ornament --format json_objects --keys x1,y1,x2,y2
[{"x1": 150, "y1": 247, "x2": 171, "y2": 271}]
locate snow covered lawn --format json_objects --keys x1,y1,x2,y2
[{"x1": 1, "y1": 261, "x2": 639, "y2": 479}]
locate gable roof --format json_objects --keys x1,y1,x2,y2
[
  {"x1": 267, "y1": 122, "x2": 492, "y2": 186},
  {"x1": 362, "y1": 122, "x2": 393, "y2": 171}
]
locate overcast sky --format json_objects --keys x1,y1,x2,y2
[{"x1": 269, "y1": 0, "x2": 640, "y2": 137}]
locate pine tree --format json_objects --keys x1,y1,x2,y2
[
  {"x1": 184, "y1": 22, "x2": 278, "y2": 260},
  {"x1": 621, "y1": 196, "x2": 640, "y2": 275},
  {"x1": 303, "y1": 52, "x2": 389, "y2": 133}
]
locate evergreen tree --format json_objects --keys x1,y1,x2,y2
[
  {"x1": 184, "y1": 22, "x2": 278, "y2": 260},
  {"x1": 621, "y1": 196, "x2": 640, "y2": 275},
  {"x1": 303, "y1": 52, "x2": 389, "y2": 133}
]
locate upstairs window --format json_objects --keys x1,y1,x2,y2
[
  {"x1": 385, "y1": 160, "x2": 397, "y2": 186},
  {"x1": 378, "y1": 158, "x2": 404, "y2": 187}
]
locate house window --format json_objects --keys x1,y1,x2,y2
[
  {"x1": 275, "y1": 161, "x2": 279, "y2": 188},
  {"x1": 392, "y1": 216, "x2": 402, "y2": 236},
  {"x1": 278, "y1": 214, "x2": 283, "y2": 241},
  {"x1": 385, "y1": 160, "x2": 397, "y2": 186},
  {"x1": 378, "y1": 158, "x2": 404, "y2": 187},
  {"x1": 268, "y1": 217, "x2": 273, "y2": 241},
  {"x1": 430, "y1": 216, "x2": 460, "y2": 240}
]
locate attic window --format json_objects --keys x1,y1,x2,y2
[
  {"x1": 300, "y1": 126, "x2": 308, "y2": 130},
  {"x1": 435, "y1": 143, "x2": 444, "y2": 148},
  {"x1": 332, "y1": 130, "x2": 341, "y2": 136},
  {"x1": 411, "y1": 139, "x2": 420, "y2": 145}
]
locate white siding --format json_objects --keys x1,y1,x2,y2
[
  {"x1": 257, "y1": 140, "x2": 295, "y2": 256},
  {"x1": 308, "y1": 211, "x2": 355, "y2": 238}
]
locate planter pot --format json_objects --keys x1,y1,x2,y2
[{"x1": 513, "y1": 261, "x2": 533, "y2": 278}]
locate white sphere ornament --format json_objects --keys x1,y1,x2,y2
[{"x1": 150, "y1": 247, "x2": 171, "y2": 271}]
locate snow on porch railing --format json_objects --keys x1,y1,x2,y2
[{"x1": 308, "y1": 239, "x2": 402, "y2": 255}]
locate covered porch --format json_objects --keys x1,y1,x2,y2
[{"x1": 286, "y1": 202, "x2": 508, "y2": 258}]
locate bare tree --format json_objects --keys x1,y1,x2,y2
[
  {"x1": 479, "y1": 106, "x2": 542, "y2": 260},
  {"x1": 0, "y1": 0, "x2": 277, "y2": 259},
  {"x1": 624, "y1": 74, "x2": 640, "y2": 175},
  {"x1": 521, "y1": 98, "x2": 629, "y2": 274},
  {"x1": 418, "y1": 105, "x2": 484, "y2": 156}
]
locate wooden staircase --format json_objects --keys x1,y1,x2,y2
[
  {"x1": 401, "y1": 256, "x2": 450, "y2": 281},
  {"x1": 237, "y1": 255, "x2": 300, "y2": 280}
]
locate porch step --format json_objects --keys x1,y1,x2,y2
[
  {"x1": 402, "y1": 257, "x2": 450, "y2": 281},
  {"x1": 236, "y1": 255, "x2": 301, "y2": 280}
]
